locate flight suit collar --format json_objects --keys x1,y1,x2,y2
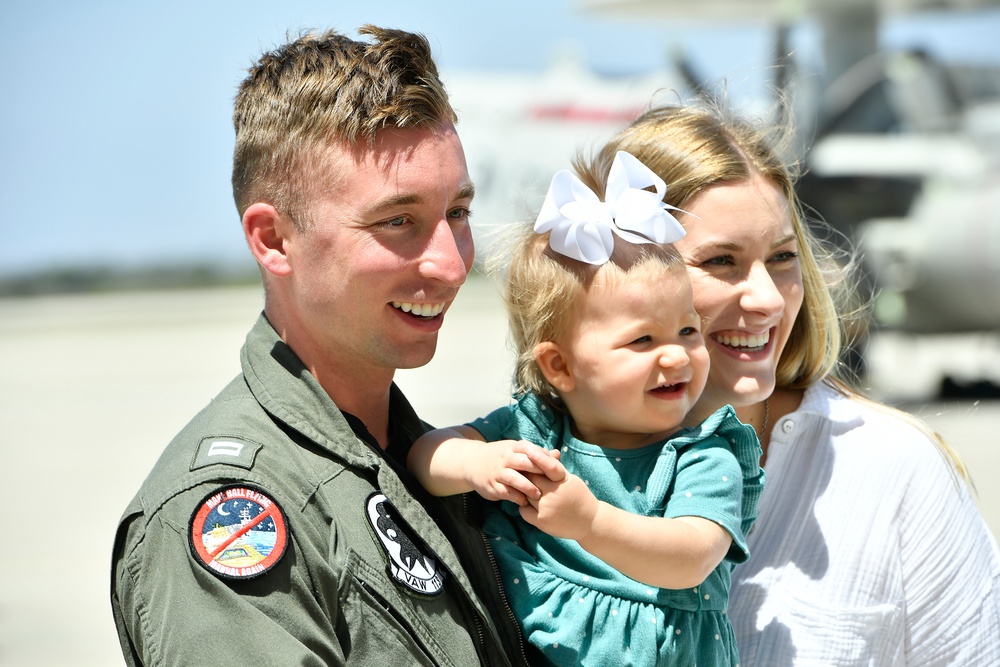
[{"x1": 240, "y1": 312, "x2": 388, "y2": 470}]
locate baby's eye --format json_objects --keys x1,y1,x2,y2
[
  {"x1": 680, "y1": 327, "x2": 698, "y2": 336},
  {"x1": 629, "y1": 335, "x2": 652, "y2": 345}
]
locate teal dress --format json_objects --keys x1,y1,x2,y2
[{"x1": 470, "y1": 394, "x2": 763, "y2": 667}]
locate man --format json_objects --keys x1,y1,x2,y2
[{"x1": 111, "y1": 26, "x2": 527, "y2": 665}]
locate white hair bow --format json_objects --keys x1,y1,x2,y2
[{"x1": 534, "y1": 151, "x2": 687, "y2": 265}]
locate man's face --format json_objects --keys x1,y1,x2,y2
[{"x1": 281, "y1": 122, "x2": 475, "y2": 378}]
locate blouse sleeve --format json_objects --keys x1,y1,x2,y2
[{"x1": 896, "y1": 426, "x2": 1000, "y2": 665}]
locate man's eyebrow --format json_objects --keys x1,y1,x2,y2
[
  {"x1": 367, "y1": 183, "x2": 476, "y2": 216},
  {"x1": 369, "y1": 193, "x2": 420, "y2": 215}
]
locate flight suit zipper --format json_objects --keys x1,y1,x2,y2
[{"x1": 466, "y1": 494, "x2": 529, "y2": 666}]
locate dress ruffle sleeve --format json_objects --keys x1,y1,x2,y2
[{"x1": 665, "y1": 405, "x2": 764, "y2": 557}]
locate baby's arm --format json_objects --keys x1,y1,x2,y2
[
  {"x1": 407, "y1": 426, "x2": 561, "y2": 506},
  {"x1": 519, "y1": 449, "x2": 732, "y2": 589}
]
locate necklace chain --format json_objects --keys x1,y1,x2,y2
[{"x1": 759, "y1": 398, "x2": 770, "y2": 441}]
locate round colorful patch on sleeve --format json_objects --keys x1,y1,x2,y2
[{"x1": 189, "y1": 485, "x2": 288, "y2": 580}]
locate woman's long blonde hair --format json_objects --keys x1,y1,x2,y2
[{"x1": 580, "y1": 102, "x2": 968, "y2": 482}]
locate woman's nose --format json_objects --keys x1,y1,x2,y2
[{"x1": 741, "y1": 262, "x2": 785, "y2": 316}]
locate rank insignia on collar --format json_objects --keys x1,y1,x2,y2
[
  {"x1": 189, "y1": 485, "x2": 288, "y2": 580},
  {"x1": 366, "y1": 492, "x2": 445, "y2": 596}
]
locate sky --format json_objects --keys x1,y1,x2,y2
[{"x1": 2, "y1": 0, "x2": 999, "y2": 278}]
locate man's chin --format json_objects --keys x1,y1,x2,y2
[{"x1": 392, "y1": 344, "x2": 438, "y2": 371}]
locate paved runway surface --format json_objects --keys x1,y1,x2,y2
[{"x1": 2, "y1": 279, "x2": 997, "y2": 666}]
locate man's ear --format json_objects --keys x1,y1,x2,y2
[
  {"x1": 243, "y1": 202, "x2": 293, "y2": 278},
  {"x1": 534, "y1": 341, "x2": 574, "y2": 393}
]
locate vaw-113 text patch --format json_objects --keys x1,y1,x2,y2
[{"x1": 366, "y1": 492, "x2": 445, "y2": 595}]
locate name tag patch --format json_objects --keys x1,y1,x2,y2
[
  {"x1": 366, "y1": 493, "x2": 445, "y2": 596},
  {"x1": 189, "y1": 485, "x2": 288, "y2": 580}
]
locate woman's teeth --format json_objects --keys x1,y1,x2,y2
[
  {"x1": 715, "y1": 332, "x2": 769, "y2": 350},
  {"x1": 392, "y1": 301, "x2": 444, "y2": 318}
]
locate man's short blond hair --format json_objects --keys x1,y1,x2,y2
[{"x1": 231, "y1": 26, "x2": 456, "y2": 227}]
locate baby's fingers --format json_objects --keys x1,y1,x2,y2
[
  {"x1": 499, "y1": 469, "x2": 542, "y2": 502},
  {"x1": 517, "y1": 502, "x2": 540, "y2": 527},
  {"x1": 507, "y1": 441, "x2": 552, "y2": 474},
  {"x1": 523, "y1": 446, "x2": 567, "y2": 482}
]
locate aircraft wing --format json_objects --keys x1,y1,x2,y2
[{"x1": 581, "y1": 0, "x2": 1000, "y2": 21}]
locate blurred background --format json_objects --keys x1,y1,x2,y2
[{"x1": 2, "y1": 1, "x2": 999, "y2": 665}]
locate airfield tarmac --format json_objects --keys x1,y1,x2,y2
[{"x1": 2, "y1": 278, "x2": 998, "y2": 667}]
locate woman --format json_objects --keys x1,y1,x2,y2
[{"x1": 576, "y1": 104, "x2": 1000, "y2": 665}]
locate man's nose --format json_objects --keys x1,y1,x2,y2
[{"x1": 419, "y1": 218, "x2": 474, "y2": 286}]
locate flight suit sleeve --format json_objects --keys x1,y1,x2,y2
[{"x1": 111, "y1": 485, "x2": 344, "y2": 667}]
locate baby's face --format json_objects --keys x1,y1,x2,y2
[{"x1": 556, "y1": 266, "x2": 710, "y2": 449}]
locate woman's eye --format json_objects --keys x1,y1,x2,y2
[
  {"x1": 771, "y1": 250, "x2": 799, "y2": 263},
  {"x1": 702, "y1": 254, "x2": 734, "y2": 267}
]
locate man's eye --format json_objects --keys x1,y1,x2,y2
[
  {"x1": 382, "y1": 216, "x2": 407, "y2": 228},
  {"x1": 448, "y1": 207, "x2": 471, "y2": 221}
]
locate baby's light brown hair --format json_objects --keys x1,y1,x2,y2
[{"x1": 499, "y1": 227, "x2": 686, "y2": 401}]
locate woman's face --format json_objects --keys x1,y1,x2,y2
[{"x1": 673, "y1": 175, "x2": 804, "y2": 410}]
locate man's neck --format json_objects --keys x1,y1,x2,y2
[
  {"x1": 266, "y1": 307, "x2": 394, "y2": 450},
  {"x1": 318, "y1": 371, "x2": 393, "y2": 450}
]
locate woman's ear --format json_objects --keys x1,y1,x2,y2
[
  {"x1": 534, "y1": 341, "x2": 574, "y2": 393},
  {"x1": 243, "y1": 202, "x2": 293, "y2": 278}
]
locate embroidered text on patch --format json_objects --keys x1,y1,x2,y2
[
  {"x1": 366, "y1": 493, "x2": 445, "y2": 595},
  {"x1": 189, "y1": 485, "x2": 288, "y2": 580}
]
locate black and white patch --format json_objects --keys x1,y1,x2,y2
[{"x1": 366, "y1": 492, "x2": 445, "y2": 596}]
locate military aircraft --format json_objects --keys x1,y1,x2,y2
[
  {"x1": 446, "y1": 0, "x2": 1000, "y2": 391},
  {"x1": 445, "y1": 54, "x2": 689, "y2": 242}
]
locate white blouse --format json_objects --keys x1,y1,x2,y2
[{"x1": 730, "y1": 381, "x2": 1000, "y2": 666}]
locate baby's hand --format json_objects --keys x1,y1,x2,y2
[
  {"x1": 467, "y1": 440, "x2": 552, "y2": 506},
  {"x1": 517, "y1": 454, "x2": 599, "y2": 541}
]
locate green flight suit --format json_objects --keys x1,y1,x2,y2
[{"x1": 111, "y1": 314, "x2": 527, "y2": 666}]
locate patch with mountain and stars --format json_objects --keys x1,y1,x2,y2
[{"x1": 189, "y1": 485, "x2": 288, "y2": 580}]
